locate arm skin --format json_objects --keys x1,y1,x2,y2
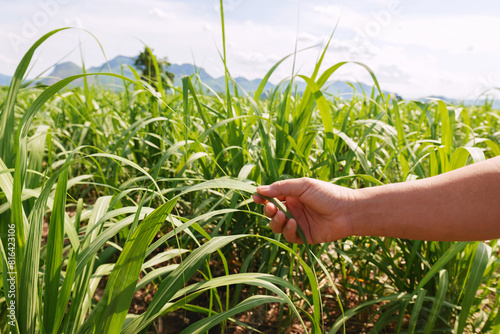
[{"x1": 253, "y1": 156, "x2": 500, "y2": 244}]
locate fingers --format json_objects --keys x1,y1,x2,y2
[
  {"x1": 253, "y1": 193, "x2": 286, "y2": 204},
  {"x1": 256, "y1": 178, "x2": 309, "y2": 199},
  {"x1": 282, "y1": 219, "x2": 303, "y2": 244},
  {"x1": 268, "y1": 208, "x2": 285, "y2": 232},
  {"x1": 252, "y1": 194, "x2": 267, "y2": 204},
  {"x1": 255, "y1": 180, "x2": 309, "y2": 244},
  {"x1": 261, "y1": 203, "x2": 303, "y2": 244},
  {"x1": 264, "y1": 202, "x2": 277, "y2": 217},
  {"x1": 254, "y1": 198, "x2": 279, "y2": 221},
  {"x1": 263, "y1": 201, "x2": 289, "y2": 236}
]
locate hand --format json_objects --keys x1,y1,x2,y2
[{"x1": 252, "y1": 178, "x2": 355, "y2": 244}]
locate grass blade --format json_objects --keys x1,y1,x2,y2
[
  {"x1": 43, "y1": 168, "x2": 68, "y2": 334},
  {"x1": 455, "y1": 242, "x2": 490, "y2": 333},
  {"x1": 180, "y1": 295, "x2": 284, "y2": 334},
  {"x1": 93, "y1": 198, "x2": 178, "y2": 334},
  {"x1": 423, "y1": 270, "x2": 449, "y2": 334},
  {"x1": 0, "y1": 28, "x2": 70, "y2": 166},
  {"x1": 408, "y1": 288, "x2": 427, "y2": 334}
]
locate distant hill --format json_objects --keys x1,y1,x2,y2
[
  {"x1": 0, "y1": 74, "x2": 11, "y2": 86},
  {"x1": 419, "y1": 95, "x2": 500, "y2": 109},
  {"x1": 42, "y1": 62, "x2": 84, "y2": 86},
  {"x1": 28, "y1": 56, "x2": 383, "y2": 98},
  {"x1": 170, "y1": 63, "x2": 213, "y2": 82},
  {"x1": 0, "y1": 54, "x2": 390, "y2": 100},
  {"x1": 169, "y1": 63, "x2": 276, "y2": 93},
  {"x1": 39, "y1": 56, "x2": 137, "y2": 87},
  {"x1": 1, "y1": 63, "x2": 497, "y2": 106}
]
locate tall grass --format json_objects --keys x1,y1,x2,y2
[{"x1": 0, "y1": 17, "x2": 499, "y2": 334}]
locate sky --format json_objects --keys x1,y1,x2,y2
[{"x1": 0, "y1": 0, "x2": 499, "y2": 100}]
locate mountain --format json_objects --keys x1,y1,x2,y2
[
  {"x1": 89, "y1": 55, "x2": 135, "y2": 72},
  {"x1": 0, "y1": 55, "x2": 386, "y2": 99},
  {"x1": 2, "y1": 55, "x2": 498, "y2": 106},
  {"x1": 86, "y1": 56, "x2": 137, "y2": 87},
  {"x1": 37, "y1": 57, "x2": 283, "y2": 94},
  {"x1": 170, "y1": 63, "x2": 224, "y2": 91},
  {"x1": 170, "y1": 63, "x2": 213, "y2": 82},
  {"x1": 0, "y1": 74, "x2": 12, "y2": 86},
  {"x1": 290, "y1": 79, "x2": 382, "y2": 99},
  {"x1": 40, "y1": 56, "x2": 137, "y2": 87},
  {"x1": 169, "y1": 63, "x2": 276, "y2": 93},
  {"x1": 42, "y1": 62, "x2": 83, "y2": 86},
  {"x1": 420, "y1": 95, "x2": 500, "y2": 109}
]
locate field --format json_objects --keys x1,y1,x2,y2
[{"x1": 1, "y1": 27, "x2": 500, "y2": 334}]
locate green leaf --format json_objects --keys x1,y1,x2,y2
[
  {"x1": 408, "y1": 288, "x2": 427, "y2": 334},
  {"x1": 122, "y1": 234, "x2": 245, "y2": 333},
  {"x1": 438, "y1": 100, "x2": 452, "y2": 156},
  {"x1": 330, "y1": 293, "x2": 410, "y2": 333},
  {"x1": 423, "y1": 270, "x2": 449, "y2": 334},
  {"x1": 415, "y1": 242, "x2": 468, "y2": 291},
  {"x1": 0, "y1": 28, "x2": 70, "y2": 166},
  {"x1": 93, "y1": 198, "x2": 178, "y2": 334},
  {"x1": 18, "y1": 159, "x2": 74, "y2": 334},
  {"x1": 180, "y1": 295, "x2": 284, "y2": 334},
  {"x1": 43, "y1": 168, "x2": 69, "y2": 334},
  {"x1": 450, "y1": 147, "x2": 485, "y2": 170},
  {"x1": 298, "y1": 75, "x2": 335, "y2": 154},
  {"x1": 455, "y1": 242, "x2": 490, "y2": 333}
]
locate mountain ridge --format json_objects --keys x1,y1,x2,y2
[
  {"x1": 2, "y1": 56, "x2": 495, "y2": 107},
  {"x1": 0, "y1": 56, "x2": 384, "y2": 97},
  {"x1": 0, "y1": 74, "x2": 12, "y2": 86}
]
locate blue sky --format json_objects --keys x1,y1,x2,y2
[{"x1": 1, "y1": 0, "x2": 499, "y2": 99}]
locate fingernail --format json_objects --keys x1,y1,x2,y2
[{"x1": 257, "y1": 185, "x2": 270, "y2": 192}]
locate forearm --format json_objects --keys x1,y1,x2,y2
[{"x1": 352, "y1": 157, "x2": 500, "y2": 241}]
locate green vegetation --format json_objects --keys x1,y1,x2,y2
[
  {"x1": 0, "y1": 22, "x2": 499, "y2": 334},
  {"x1": 134, "y1": 46, "x2": 175, "y2": 88}
]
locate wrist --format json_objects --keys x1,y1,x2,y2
[
  {"x1": 350, "y1": 186, "x2": 386, "y2": 238},
  {"x1": 332, "y1": 187, "x2": 367, "y2": 240},
  {"x1": 349, "y1": 188, "x2": 368, "y2": 237}
]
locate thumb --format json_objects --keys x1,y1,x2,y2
[{"x1": 257, "y1": 178, "x2": 309, "y2": 198}]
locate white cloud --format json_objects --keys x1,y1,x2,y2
[
  {"x1": 379, "y1": 15, "x2": 500, "y2": 54},
  {"x1": 0, "y1": 0, "x2": 499, "y2": 99},
  {"x1": 149, "y1": 8, "x2": 175, "y2": 20},
  {"x1": 62, "y1": 17, "x2": 84, "y2": 29},
  {"x1": 297, "y1": 32, "x2": 324, "y2": 45},
  {"x1": 313, "y1": 5, "x2": 368, "y2": 29},
  {"x1": 0, "y1": 54, "x2": 15, "y2": 64},
  {"x1": 232, "y1": 50, "x2": 280, "y2": 64},
  {"x1": 222, "y1": 0, "x2": 244, "y2": 12},
  {"x1": 377, "y1": 64, "x2": 410, "y2": 82},
  {"x1": 203, "y1": 24, "x2": 213, "y2": 32}
]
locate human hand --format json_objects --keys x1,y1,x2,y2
[{"x1": 252, "y1": 178, "x2": 355, "y2": 244}]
